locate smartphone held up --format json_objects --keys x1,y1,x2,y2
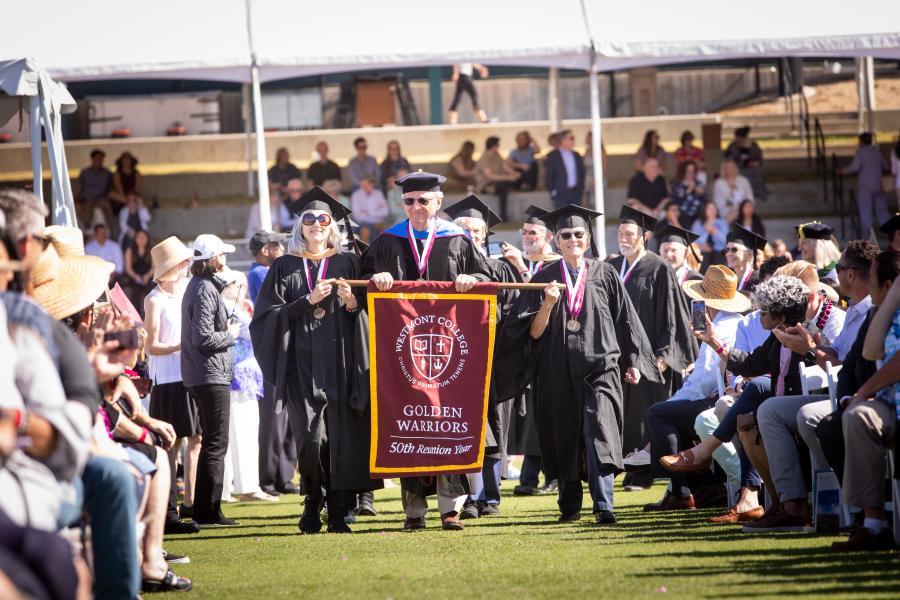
[{"x1": 691, "y1": 299, "x2": 707, "y2": 333}]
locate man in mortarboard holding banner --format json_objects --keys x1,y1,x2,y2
[
  {"x1": 608, "y1": 206, "x2": 697, "y2": 490},
  {"x1": 251, "y1": 187, "x2": 382, "y2": 535},
  {"x1": 362, "y1": 171, "x2": 496, "y2": 531},
  {"x1": 496, "y1": 204, "x2": 659, "y2": 524}
]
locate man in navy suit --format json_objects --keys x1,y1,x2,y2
[{"x1": 544, "y1": 129, "x2": 585, "y2": 209}]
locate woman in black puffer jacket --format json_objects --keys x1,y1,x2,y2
[{"x1": 181, "y1": 234, "x2": 241, "y2": 526}]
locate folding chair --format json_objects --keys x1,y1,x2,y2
[{"x1": 806, "y1": 361, "x2": 850, "y2": 530}]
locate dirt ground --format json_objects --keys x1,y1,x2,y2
[{"x1": 722, "y1": 75, "x2": 900, "y2": 115}]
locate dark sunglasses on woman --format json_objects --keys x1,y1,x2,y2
[
  {"x1": 301, "y1": 213, "x2": 332, "y2": 226},
  {"x1": 403, "y1": 197, "x2": 430, "y2": 207},
  {"x1": 559, "y1": 231, "x2": 586, "y2": 240}
]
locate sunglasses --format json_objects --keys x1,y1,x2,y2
[
  {"x1": 559, "y1": 231, "x2": 586, "y2": 240},
  {"x1": 301, "y1": 213, "x2": 332, "y2": 227},
  {"x1": 520, "y1": 229, "x2": 541, "y2": 237},
  {"x1": 725, "y1": 246, "x2": 742, "y2": 254},
  {"x1": 403, "y1": 197, "x2": 431, "y2": 206}
]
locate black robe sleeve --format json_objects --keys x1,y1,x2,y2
[{"x1": 602, "y1": 264, "x2": 662, "y2": 384}]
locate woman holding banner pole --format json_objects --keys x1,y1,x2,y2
[
  {"x1": 251, "y1": 187, "x2": 380, "y2": 534},
  {"x1": 496, "y1": 204, "x2": 660, "y2": 525}
]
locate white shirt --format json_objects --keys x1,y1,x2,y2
[
  {"x1": 350, "y1": 188, "x2": 389, "y2": 226},
  {"x1": 670, "y1": 311, "x2": 742, "y2": 402},
  {"x1": 458, "y1": 63, "x2": 474, "y2": 77},
  {"x1": 712, "y1": 176, "x2": 753, "y2": 221},
  {"x1": 830, "y1": 296, "x2": 872, "y2": 361},
  {"x1": 806, "y1": 299, "x2": 845, "y2": 348},
  {"x1": 735, "y1": 310, "x2": 769, "y2": 353},
  {"x1": 84, "y1": 238, "x2": 123, "y2": 273}
]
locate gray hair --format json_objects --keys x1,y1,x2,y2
[
  {"x1": 287, "y1": 212, "x2": 342, "y2": 255},
  {"x1": 752, "y1": 275, "x2": 809, "y2": 325},
  {"x1": 0, "y1": 188, "x2": 47, "y2": 238}
]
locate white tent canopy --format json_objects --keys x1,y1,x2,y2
[
  {"x1": 4, "y1": 0, "x2": 900, "y2": 237},
  {"x1": 0, "y1": 58, "x2": 78, "y2": 225}
]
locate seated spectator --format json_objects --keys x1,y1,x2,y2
[
  {"x1": 307, "y1": 141, "x2": 341, "y2": 187},
  {"x1": 626, "y1": 158, "x2": 669, "y2": 216},
  {"x1": 385, "y1": 166, "x2": 410, "y2": 224},
  {"x1": 118, "y1": 193, "x2": 152, "y2": 248},
  {"x1": 280, "y1": 178, "x2": 304, "y2": 232},
  {"x1": 673, "y1": 130, "x2": 706, "y2": 181},
  {"x1": 73, "y1": 149, "x2": 114, "y2": 232},
  {"x1": 771, "y1": 239, "x2": 793, "y2": 262},
  {"x1": 348, "y1": 137, "x2": 378, "y2": 192},
  {"x1": 643, "y1": 266, "x2": 750, "y2": 511},
  {"x1": 661, "y1": 200, "x2": 681, "y2": 229},
  {"x1": 748, "y1": 241, "x2": 879, "y2": 533},
  {"x1": 774, "y1": 260, "x2": 844, "y2": 344},
  {"x1": 735, "y1": 199, "x2": 765, "y2": 237},
  {"x1": 508, "y1": 131, "x2": 540, "y2": 191},
  {"x1": 712, "y1": 158, "x2": 753, "y2": 223},
  {"x1": 379, "y1": 140, "x2": 411, "y2": 191},
  {"x1": 725, "y1": 126, "x2": 766, "y2": 201},
  {"x1": 321, "y1": 178, "x2": 350, "y2": 210},
  {"x1": 245, "y1": 183, "x2": 284, "y2": 239},
  {"x1": 349, "y1": 177, "x2": 389, "y2": 242},
  {"x1": 85, "y1": 222, "x2": 123, "y2": 277},
  {"x1": 798, "y1": 222, "x2": 841, "y2": 282},
  {"x1": 268, "y1": 147, "x2": 302, "y2": 197},
  {"x1": 110, "y1": 151, "x2": 143, "y2": 207},
  {"x1": 670, "y1": 160, "x2": 705, "y2": 229},
  {"x1": 881, "y1": 213, "x2": 900, "y2": 253},
  {"x1": 124, "y1": 229, "x2": 154, "y2": 316},
  {"x1": 447, "y1": 141, "x2": 477, "y2": 190},
  {"x1": 692, "y1": 202, "x2": 728, "y2": 268},
  {"x1": 476, "y1": 136, "x2": 518, "y2": 221},
  {"x1": 633, "y1": 129, "x2": 668, "y2": 172}
]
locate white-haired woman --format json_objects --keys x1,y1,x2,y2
[
  {"x1": 798, "y1": 222, "x2": 842, "y2": 282},
  {"x1": 250, "y1": 188, "x2": 380, "y2": 535}
]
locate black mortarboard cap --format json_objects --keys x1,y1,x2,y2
[
  {"x1": 727, "y1": 224, "x2": 767, "y2": 268},
  {"x1": 524, "y1": 205, "x2": 550, "y2": 227},
  {"x1": 654, "y1": 223, "x2": 700, "y2": 247},
  {"x1": 619, "y1": 204, "x2": 658, "y2": 233},
  {"x1": 880, "y1": 213, "x2": 900, "y2": 235},
  {"x1": 396, "y1": 170, "x2": 446, "y2": 193},
  {"x1": 542, "y1": 203, "x2": 602, "y2": 257},
  {"x1": 443, "y1": 194, "x2": 502, "y2": 228},
  {"x1": 798, "y1": 221, "x2": 834, "y2": 240},
  {"x1": 289, "y1": 186, "x2": 352, "y2": 220}
]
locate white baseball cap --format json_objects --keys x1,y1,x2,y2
[{"x1": 191, "y1": 234, "x2": 236, "y2": 261}]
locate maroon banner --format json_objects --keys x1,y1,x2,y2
[{"x1": 367, "y1": 281, "x2": 498, "y2": 478}]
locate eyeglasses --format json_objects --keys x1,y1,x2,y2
[
  {"x1": 520, "y1": 229, "x2": 541, "y2": 237},
  {"x1": 725, "y1": 246, "x2": 742, "y2": 254},
  {"x1": 559, "y1": 231, "x2": 586, "y2": 240},
  {"x1": 301, "y1": 213, "x2": 332, "y2": 227},
  {"x1": 403, "y1": 197, "x2": 430, "y2": 206}
]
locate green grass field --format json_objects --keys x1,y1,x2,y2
[{"x1": 162, "y1": 479, "x2": 900, "y2": 599}]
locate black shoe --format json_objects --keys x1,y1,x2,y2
[
  {"x1": 513, "y1": 484, "x2": 537, "y2": 496},
  {"x1": 477, "y1": 501, "x2": 500, "y2": 516},
  {"x1": 558, "y1": 512, "x2": 581, "y2": 523},
  {"x1": 355, "y1": 492, "x2": 377, "y2": 516},
  {"x1": 327, "y1": 519, "x2": 353, "y2": 534},
  {"x1": 162, "y1": 550, "x2": 190, "y2": 564},
  {"x1": 536, "y1": 480, "x2": 559, "y2": 495},
  {"x1": 178, "y1": 504, "x2": 194, "y2": 519},
  {"x1": 403, "y1": 516, "x2": 426, "y2": 531},
  {"x1": 622, "y1": 472, "x2": 652, "y2": 491},
  {"x1": 594, "y1": 510, "x2": 617, "y2": 525},
  {"x1": 164, "y1": 519, "x2": 200, "y2": 535},
  {"x1": 459, "y1": 501, "x2": 480, "y2": 520},
  {"x1": 299, "y1": 498, "x2": 323, "y2": 534},
  {"x1": 196, "y1": 517, "x2": 239, "y2": 528},
  {"x1": 260, "y1": 486, "x2": 282, "y2": 497},
  {"x1": 278, "y1": 483, "x2": 302, "y2": 495}
]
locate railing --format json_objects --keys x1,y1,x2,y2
[
  {"x1": 814, "y1": 118, "x2": 828, "y2": 205},
  {"x1": 830, "y1": 153, "x2": 856, "y2": 241}
]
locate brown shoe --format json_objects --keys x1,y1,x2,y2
[
  {"x1": 441, "y1": 512, "x2": 464, "y2": 531},
  {"x1": 708, "y1": 506, "x2": 764, "y2": 524},
  {"x1": 643, "y1": 492, "x2": 696, "y2": 512},
  {"x1": 831, "y1": 527, "x2": 894, "y2": 552},
  {"x1": 742, "y1": 503, "x2": 809, "y2": 533},
  {"x1": 659, "y1": 448, "x2": 712, "y2": 473}
]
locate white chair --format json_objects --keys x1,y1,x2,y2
[
  {"x1": 823, "y1": 361, "x2": 842, "y2": 410},
  {"x1": 799, "y1": 362, "x2": 828, "y2": 396}
]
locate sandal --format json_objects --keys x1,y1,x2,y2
[
  {"x1": 142, "y1": 569, "x2": 192, "y2": 592},
  {"x1": 659, "y1": 448, "x2": 711, "y2": 473}
]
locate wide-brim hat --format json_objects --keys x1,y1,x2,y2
[
  {"x1": 682, "y1": 265, "x2": 752, "y2": 313},
  {"x1": 31, "y1": 244, "x2": 114, "y2": 320},
  {"x1": 151, "y1": 236, "x2": 193, "y2": 282},
  {"x1": 44, "y1": 225, "x2": 86, "y2": 257}
]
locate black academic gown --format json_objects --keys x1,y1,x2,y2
[
  {"x1": 250, "y1": 252, "x2": 381, "y2": 495},
  {"x1": 495, "y1": 259, "x2": 660, "y2": 482},
  {"x1": 607, "y1": 252, "x2": 698, "y2": 454},
  {"x1": 362, "y1": 221, "x2": 496, "y2": 498}
]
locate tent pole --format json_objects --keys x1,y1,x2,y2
[
  {"x1": 29, "y1": 97, "x2": 43, "y2": 203},
  {"x1": 38, "y1": 93, "x2": 65, "y2": 224},
  {"x1": 863, "y1": 56, "x2": 876, "y2": 133},
  {"x1": 242, "y1": 83, "x2": 254, "y2": 197},
  {"x1": 547, "y1": 67, "x2": 561, "y2": 132},
  {"x1": 588, "y1": 63, "x2": 606, "y2": 257},
  {"x1": 246, "y1": 0, "x2": 271, "y2": 232}
]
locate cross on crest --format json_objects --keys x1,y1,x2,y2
[{"x1": 409, "y1": 334, "x2": 454, "y2": 381}]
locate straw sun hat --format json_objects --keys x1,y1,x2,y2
[
  {"x1": 30, "y1": 244, "x2": 114, "y2": 320},
  {"x1": 44, "y1": 225, "x2": 86, "y2": 257},
  {"x1": 682, "y1": 265, "x2": 752, "y2": 313},
  {"x1": 151, "y1": 236, "x2": 193, "y2": 282}
]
